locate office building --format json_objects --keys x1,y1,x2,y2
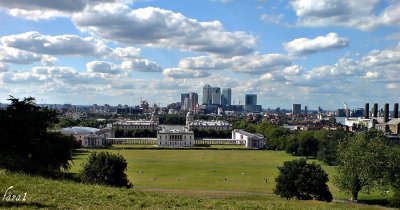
[
  {"x1": 212, "y1": 93, "x2": 221, "y2": 105},
  {"x1": 292, "y1": 104, "x2": 301, "y2": 115},
  {"x1": 202, "y1": 84, "x2": 220, "y2": 105},
  {"x1": 222, "y1": 88, "x2": 232, "y2": 106},
  {"x1": 245, "y1": 94, "x2": 261, "y2": 112}
]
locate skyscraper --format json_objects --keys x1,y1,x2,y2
[
  {"x1": 245, "y1": 94, "x2": 261, "y2": 112},
  {"x1": 181, "y1": 93, "x2": 190, "y2": 105},
  {"x1": 292, "y1": 104, "x2": 301, "y2": 115},
  {"x1": 189, "y1": 92, "x2": 198, "y2": 112},
  {"x1": 245, "y1": 94, "x2": 257, "y2": 106},
  {"x1": 202, "y1": 85, "x2": 211, "y2": 105},
  {"x1": 222, "y1": 88, "x2": 232, "y2": 106},
  {"x1": 202, "y1": 84, "x2": 220, "y2": 105}
]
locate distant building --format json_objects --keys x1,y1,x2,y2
[
  {"x1": 60, "y1": 126, "x2": 111, "y2": 148},
  {"x1": 186, "y1": 111, "x2": 232, "y2": 131},
  {"x1": 292, "y1": 104, "x2": 301, "y2": 115},
  {"x1": 212, "y1": 93, "x2": 221, "y2": 105},
  {"x1": 202, "y1": 84, "x2": 220, "y2": 105},
  {"x1": 157, "y1": 128, "x2": 195, "y2": 147},
  {"x1": 221, "y1": 88, "x2": 232, "y2": 106},
  {"x1": 232, "y1": 129, "x2": 265, "y2": 148},
  {"x1": 111, "y1": 111, "x2": 159, "y2": 137},
  {"x1": 181, "y1": 92, "x2": 198, "y2": 112},
  {"x1": 245, "y1": 94, "x2": 261, "y2": 112}
]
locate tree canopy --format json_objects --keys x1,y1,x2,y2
[
  {"x1": 0, "y1": 96, "x2": 76, "y2": 174},
  {"x1": 274, "y1": 158, "x2": 332, "y2": 202},
  {"x1": 334, "y1": 132, "x2": 389, "y2": 201}
]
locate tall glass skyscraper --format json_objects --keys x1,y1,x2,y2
[{"x1": 222, "y1": 88, "x2": 231, "y2": 106}]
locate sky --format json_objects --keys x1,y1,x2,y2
[{"x1": 0, "y1": 0, "x2": 399, "y2": 110}]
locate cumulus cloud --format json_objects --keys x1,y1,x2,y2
[
  {"x1": 0, "y1": 45, "x2": 56, "y2": 65},
  {"x1": 86, "y1": 61, "x2": 120, "y2": 74},
  {"x1": 112, "y1": 47, "x2": 141, "y2": 60},
  {"x1": 72, "y1": 5, "x2": 257, "y2": 56},
  {"x1": 163, "y1": 68, "x2": 210, "y2": 79},
  {"x1": 290, "y1": 0, "x2": 400, "y2": 31},
  {"x1": 1, "y1": 31, "x2": 112, "y2": 57},
  {"x1": 0, "y1": 63, "x2": 8, "y2": 72},
  {"x1": 0, "y1": 0, "x2": 134, "y2": 20},
  {"x1": 283, "y1": 33, "x2": 349, "y2": 55},
  {"x1": 121, "y1": 59, "x2": 162, "y2": 72},
  {"x1": 178, "y1": 54, "x2": 291, "y2": 74},
  {"x1": 260, "y1": 13, "x2": 284, "y2": 24}
]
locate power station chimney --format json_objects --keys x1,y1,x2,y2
[
  {"x1": 384, "y1": 103, "x2": 389, "y2": 123},
  {"x1": 394, "y1": 103, "x2": 399, "y2": 118},
  {"x1": 364, "y1": 103, "x2": 369, "y2": 119},
  {"x1": 373, "y1": 103, "x2": 378, "y2": 118}
]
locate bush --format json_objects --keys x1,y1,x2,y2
[
  {"x1": 274, "y1": 158, "x2": 332, "y2": 202},
  {"x1": 80, "y1": 152, "x2": 132, "y2": 188}
]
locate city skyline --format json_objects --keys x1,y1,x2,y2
[{"x1": 0, "y1": 0, "x2": 399, "y2": 109}]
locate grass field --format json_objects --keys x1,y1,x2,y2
[
  {"x1": 0, "y1": 169, "x2": 391, "y2": 209},
  {"x1": 70, "y1": 147, "x2": 391, "y2": 202}
]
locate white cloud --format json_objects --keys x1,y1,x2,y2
[
  {"x1": 112, "y1": 47, "x2": 141, "y2": 60},
  {"x1": 121, "y1": 59, "x2": 162, "y2": 72},
  {"x1": 260, "y1": 13, "x2": 284, "y2": 24},
  {"x1": 72, "y1": 5, "x2": 257, "y2": 56},
  {"x1": 163, "y1": 68, "x2": 210, "y2": 79},
  {"x1": 283, "y1": 33, "x2": 349, "y2": 55},
  {"x1": 0, "y1": 0, "x2": 134, "y2": 20},
  {"x1": 86, "y1": 61, "x2": 121, "y2": 74},
  {"x1": 0, "y1": 63, "x2": 8, "y2": 72},
  {"x1": 1, "y1": 31, "x2": 113, "y2": 57},
  {"x1": 0, "y1": 45, "x2": 55, "y2": 65},
  {"x1": 290, "y1": 0, "x2": 400, "y2": 31},
  {"x1": 178, "y1": 54, "x2": 291, "y2": 74}
]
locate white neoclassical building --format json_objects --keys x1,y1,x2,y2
[
  {"x1": 60, "y1": 126, "x2": 111, "y2": 147},
  {"x1": 111, "y1": 111, "x2": 159, "y2": 137},
  {"x1": 185, "y1": 111, "x2": 232, "y2": 131},
  {"x1": 157, "y1": 128, "x2": 195, "y2": 147},
  {"x1": 232, "y1": 129, "x2": 265, "y2": 148}
]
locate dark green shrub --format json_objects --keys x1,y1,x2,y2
[{"x1": 81, "y1": 152, "x2": 132, "y2": 188}]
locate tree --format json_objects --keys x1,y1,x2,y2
[
  {"x1": 334, "y1": 133, "x2": 389, "y2": 202},
  {"x1": 297, "y1": 131, "x2": 319, "y2": 158},
  {"x1": 0, "y1": 96, "x2": 76, "y2": 174},
  {"x1": 314, "y1": 130, "x2": 346, "y2": 165},
  {"x1": 81, "y1": 152, "x2": 132, "y2": 188},
  {"x1": 274, "y1": 159, "x2": 332, "y2": 202}
]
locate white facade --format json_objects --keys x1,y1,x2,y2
[
  {"x1": 186, "y1": 111, "x2": 232, "y2": 131},
  {"x1": 232, "y1": 129, "x2": 265, "y2": 148},
  {"x1": 157, "y1": 129, "x2": 195, "y2": 147},
  {"x1": 60, "y1": 126, "x2": 109, "y2": 148},
  {"x1": 111, "y1": 111, "x2": 159, "y2": 137}
]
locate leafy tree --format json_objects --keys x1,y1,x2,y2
[
  {"x1": 274, "y1": 158, "x2": 332, "y2": 202},
  {"x1": 314, "y1": 130, "x2": 346, "y2": 165},
  {"x1": 297, "y1": 131, "x2": 319, "y2": 158},
  {"x1": 81, "y1": 152, "x2": 132, "y2": 188},
  {"x1": 0, "y1": 96, "x2": 76, "y2": 174},
  {"x1": 334, "y1": 133, "x2": 389, "y2": 201}
]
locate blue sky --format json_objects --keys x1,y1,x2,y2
[{"x1": 0, "y1": 0, "x2": 399, "y2": 109}]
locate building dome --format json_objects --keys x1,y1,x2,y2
[{"x1": 186, "y1": 111, "x2": 194, "y2": 118}]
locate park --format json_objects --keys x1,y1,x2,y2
[{"x1": 69, "y1": 146, "x2": 389, "y2": 201}]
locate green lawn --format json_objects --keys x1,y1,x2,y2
[
  {"x1": 69, "y1": 148, "x2": 391, "y2": 202},
  {"x1": 0, "y1": 169, "x2": 390, "y2": 210}
]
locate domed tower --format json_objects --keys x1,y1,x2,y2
[
  {"x1": 151, "y1": 110, "x2": 159, "y2": 124},
  {"x1": 186, "y1": 111, "x2": 194, "y2": 128}
]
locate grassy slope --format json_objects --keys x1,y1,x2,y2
[
  {"x1": 0, "y1": 170, "x2": 390, "y2": 209},
  {"x1": 70, "y1": 148, "x2": 390, "y2": 201}
]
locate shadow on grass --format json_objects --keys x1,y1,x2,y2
[
  {"x1": 359, "y1": 198, "x2": 390, "y2": 206},
  {"x1": 0, "y1": 201, "x2": 56, "y2": 209}
]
